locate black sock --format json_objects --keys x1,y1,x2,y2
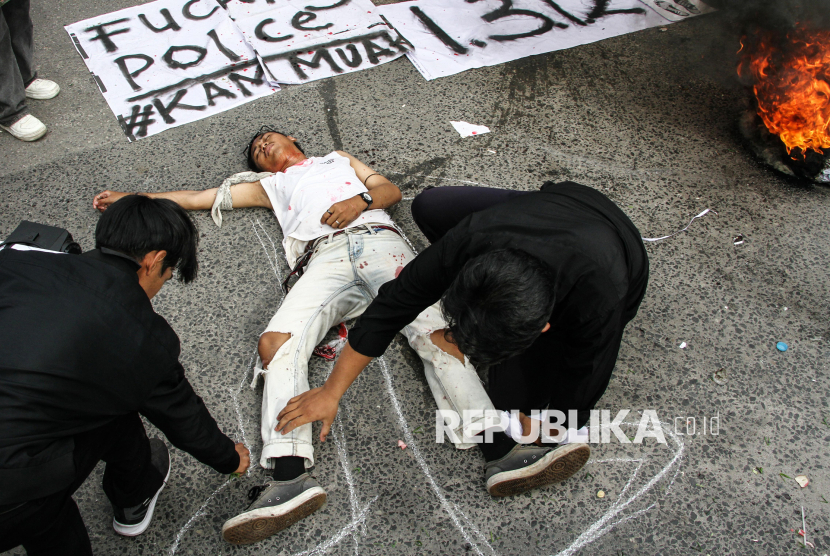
[
  {"x1": 269, "y1": 456, "x2": 305, "y2": 481},
  {"x1": 477, "y1": 431, "x2": 516, "y2": 462}
]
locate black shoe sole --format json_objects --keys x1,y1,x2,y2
[
  {"x1": 222, "y1": 489, "x2": 327, "y2": 545},
  {"x1": 487, "y1": 443, "x2": 590, "y2": 497}
]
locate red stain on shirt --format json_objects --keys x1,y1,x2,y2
[{"x1": 395, "y1": 266, "x2": 404, "y2": 278}]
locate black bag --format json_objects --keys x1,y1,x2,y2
[{"x1": 2, "y1": 221, "x2": 82, "y2": 254}]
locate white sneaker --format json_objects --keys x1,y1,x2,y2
[
  {"x1": 0, "y1": 114, "x2": 47, "y2": 141},
  {"x1": 25, "y1": 78, "x2": 60, "y2": 100}
]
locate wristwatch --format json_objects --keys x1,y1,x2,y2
[{"x1": 358, "y1": 192, "x2": 373, "y2": 210}]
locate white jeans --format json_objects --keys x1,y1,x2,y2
[{"x1": 254, "y1": 226, "x2": 495, "y2": 468}]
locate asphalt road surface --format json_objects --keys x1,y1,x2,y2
[{"x1": 2, "y1": 1, "x2": 828, "y2": 555}]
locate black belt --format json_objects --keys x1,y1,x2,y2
[{"x1": 281, "y1": 225, "x2": 401, "y2": 294}]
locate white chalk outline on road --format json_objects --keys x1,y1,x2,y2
[
  {"x1": 171, "y1": 222, "x2": 377, "y2": 555},
  {"x1": 390, "y1": 170, "x2": 492, "y2": 188},
  {"x1": 170, "y1": 211, "x2": 684, "y2": 556},
  {"x1": 551, "y1": 422, "x2": 685, "y2": 556},
  {"x1": 377, "y1": 206, "x2": 687, "y2": 556},
  {"x1": 169, "y1": 477, "x2": 234, "y2": 555},
  {"x1": 377, "y1": 356, "x2": 496, "y2": 556},
  {"x1": 169, "y1": 352, "x2": 379, "y2": 556},
  {"x1": 169, "y1": 354, "x2": 256, "y2": 556},
  {"x1": 250, "y1": 217, "x2": 285, "y2": 283},
  {"x1": 293, "y1": 408, "x2": 379, "y2": 556}
]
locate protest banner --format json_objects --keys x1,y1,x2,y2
[
  {"x1": 377, "y1": 0, "x2": 714, "y2": 81},
  {"x1": 66, "y1": 0, "x2": 713, "y2": 138},
  {"x1": 65, "y1": 0, "x2": 279, "y2": 140},
  {"x1": 227, "y1": 0, "x2": 411, "y2": 84}
]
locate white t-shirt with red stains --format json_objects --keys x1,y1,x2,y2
[{"x1": 259, "y1": 151, "x2": 396, "y2": 267}]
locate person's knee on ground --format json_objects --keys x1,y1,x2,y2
[
  {"x1": 258, "y1": 332, "x2": 292, "y2": 369},
  {"x1": 410, "y1": 186, "x2": 437, "y2": 237}
]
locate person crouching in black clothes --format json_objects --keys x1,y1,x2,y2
[
  {"x1": 0, "y1": 195, "x2": 250, "y2": 555},
  {"x1": 274, "y1": 181, "x2": 648, "y2": 497}
]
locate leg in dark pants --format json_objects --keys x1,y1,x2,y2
[
  {"x1": 0, "y1": 413, "x2": 164, "y2": 555},
  {"x1": 0, "y1": 0, "x2": 34, "y2": 126},
  {"x1": 411, "y1": 186, "x2": 531, "y2": 243}
]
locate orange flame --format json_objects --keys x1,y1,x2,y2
[{"x1": 738, "y1": 26, "x2": 830, "y2": 156}]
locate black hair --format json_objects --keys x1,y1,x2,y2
[
  {"x1": 244, "y1": 125, "x2": 304, "y2": 171},
  {"x1": 95, "y1": 195, "x2": 199, "y2": 283},
  {"x1": 440, "y1": 248, "x2": 555, "y2": 367}
]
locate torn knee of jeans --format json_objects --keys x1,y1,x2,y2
[
  {"x1": 251, "y1": 356, "x2": 267, "y2": 389},
  {"x1": 426, "y1": 328, "x2": 466, "y2": 364},
  {"x1": 258, "y1": 331, "x2": 293, "y2": 368},
  {"x1": 252, "y1": 332, "x2": 293, "y2": 388}
]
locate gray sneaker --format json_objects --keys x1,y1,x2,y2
[
  {"x1": 222, "y1": 473, "x2": 327, "y2": 545},
  {"x1": 485, "y1": 443, "x2": 590, "y2": 497}
]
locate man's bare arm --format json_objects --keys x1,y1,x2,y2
[
  {"x1": 275, "y1": 329, "x2": 462, "y2": 442},
  {"x1": 93, "y1": 181, "x2": 272, "y2": 212},
  {"x1": 320, "y1": 152, "x2": 403, "y2": 229},
  {"x1": 336, "y1": 150, "x2": 402, "y2": 209}
]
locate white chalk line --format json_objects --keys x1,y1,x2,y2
[
  {"x1": 450, "y1": 501, "x2": 500, "y2": 549},
  {"x1": 169, "y1": 350, "x2": 258, "y2": 555},
  {"x1": 332, "y1": 418, "x2": 362, "y2": 556},
  {"x1": 377, "y1": 356, "x2": 495, "y2": 556},
  {"x1": 292, "y1": 496, "x2": 379, "y2": 556},
  {"x1": 254, "y1": 217, "x2": 285, "y2": 282},
  {"x1": 249, "y1": 219, "x2": 290, "y2": 318},
  {"x1": 230, "y1": 351, "x2": 257, "y2": 469},
  {"x1": 170, "y1": 351, "x2": 376, "y2": 556},
  {"x1": 323, "y1": 357, "x2": 367, "y2": 555},
  {"x1": 551, "y1": 421, "x2": 685, "y2": 556},
  {"x1": 169, "y1": 477, "x2": 234, "y2": 555},
  {"x1": 249, "y1": 218, "x2": 280, "y2": 280},
  {"x1": 641, "y1": 208, "x2": 717, "y2": 243}
]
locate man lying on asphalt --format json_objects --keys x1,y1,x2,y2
[
  {"x1": 92, "y1": 129, "x2": 567, "y2": 545},
  {"x1": 277, "y1": 181, "x2": 649, "y2": 496},
  {"x1": 0, "y1": 196, "x2": 250, "y2": 556}
]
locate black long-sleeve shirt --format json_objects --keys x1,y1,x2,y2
[
  {"x1": 0, "y1": 248, "x2": 239, "y2": 505},
  {"x1": 349, "y1": 182, "x2": 649, "y2": 420}
]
